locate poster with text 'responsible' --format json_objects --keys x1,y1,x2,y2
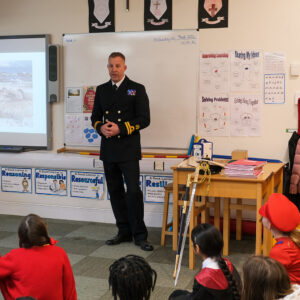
[
  {"x1": 230, "y1": 95, "x2": 261, "y2": 136},
  {"x1": 230, "y1": 50, "x2": 262, "y2": 92},
  {"x1": 200, "y1": 52, "x2": 229, "y2": 93},
  {"x1": 35, "y1": 169, "x2": 67, "y2": 196},
  {"x1": 1, "y1": 167, "x2": 32, "y2": 193},
  {"x1": 199, "y1": 95, "x2": 230, "y2": 136}
]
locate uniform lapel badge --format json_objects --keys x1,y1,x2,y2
[{"x1": 127, "y1": 89, "x2": 136, "y2": 96}]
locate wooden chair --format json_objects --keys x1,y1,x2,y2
[{"x1": 161, "y1": 183, "x2": 185, "y2": 246}]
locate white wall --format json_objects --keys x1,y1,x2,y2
[{"x1": 0, "y1": 0, "x2": 298, "y2": 224}]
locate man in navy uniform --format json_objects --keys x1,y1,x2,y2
[{"x1": 91, "y1": 52, "x2": 153, "y2": 251}]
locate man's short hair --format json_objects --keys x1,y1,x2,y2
[{"x1": 109, "y1": 52, "x2": 126, "y2": 61}]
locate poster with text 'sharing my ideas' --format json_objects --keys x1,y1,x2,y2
[
  {"x1": 230, "y1": 95, "x2": 261, "y2": 136},
  {"x1": 35, "y1": 169, "x2": 67, "y2": 196},
  {"x1": 144, "y1": 175, "x2": 173, "y2": 203},
  {"x1": 70, "y1": 171, "x2": 105, "y2": 199},
  {"x1": 1, "y1": 167, "x2": 32, "y2": 193},
  {"x1": 199, "y1": 95, "x2": 230, "y2": 136},
  {"x1": 230, "y1": 50, "x2": 262, "y2": 92},
  {"x1": 200, "y1": 52, "x2": 229, "y2": 93}
]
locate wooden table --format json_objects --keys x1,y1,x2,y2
[{"x1": 171, "y1": 162, "x2": 284, "y2": 269}]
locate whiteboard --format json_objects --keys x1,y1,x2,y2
[{"x1": 63, "y1": 30, "x2": 199, "y2": 149}]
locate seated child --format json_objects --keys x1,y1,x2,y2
[
  {"x1": 108, "y1": 254, "x2": 157, "y2": 300},
  {"x1": 259, "y1": 193, "x2": 300, "y2": 284},
  {"x1": 169, "y1": 223, "x2": 241, "y2": 300},
  {"x1": 242, "y1": 255, "x2": 300, "y2": 300},
  {"x1": 0, "y1": 214, "x2": 77, "y2": 300}
]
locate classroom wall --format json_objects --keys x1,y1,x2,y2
[{"x1": 0, "y1": 0, "x2": 299, "y2": 224}]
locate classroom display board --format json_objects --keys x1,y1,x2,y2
[{"x1": 63, "y1": 30, "x2": 199, "y2": 149}]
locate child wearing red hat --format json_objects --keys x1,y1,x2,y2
[{"x1": 259, "y1": 193, "x2": 300, "y2": 284}]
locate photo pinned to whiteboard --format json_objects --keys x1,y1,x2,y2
[{"x1": 65, "y1": 87, "x2": 83, "y2": 113}]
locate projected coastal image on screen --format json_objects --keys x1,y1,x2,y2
[{"x1": 0, "y1": 60, "x2": 33, "y2": 128}]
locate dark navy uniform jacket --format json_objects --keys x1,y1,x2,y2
[{"x1": 91, "y1": 76, "x2": 150, "y2": 162}]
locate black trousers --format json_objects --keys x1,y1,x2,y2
[{"x1": 103, "y1": 160, "x2": 148, "y2": 242}]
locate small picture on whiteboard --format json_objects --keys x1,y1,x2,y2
[
  {"x1": 65, "y1": 87, "x2": 83, "y2": 113},
  {"x1": 83, "y1": 86, "x2": 96, "y2": 113}
]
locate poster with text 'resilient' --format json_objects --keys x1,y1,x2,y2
[
  {"x1": 144, "y1": 175, "x2": 173, "y2": 203},
  {"x1": 70, "y1": 171, "x2": 105, "y2": 199},
  {"x1": 35, "y1": 169, "x2": 67, "y2": 196},
  {"x1": 200, "y1": 52, "x2": 229, "y2": 93},
  {"x1": 199, "y1": 95, "x2": 230, "y2": 136},
  {"x1": 1, "y1": 167, "x2": 32, "y2": 193},
  {"x1": 230, "y1": 95, "x2": 261, "y2": 136},
  {"x1": 230, "y1": 50, "x2": 262, "y2": 92}
]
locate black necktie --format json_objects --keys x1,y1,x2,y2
[{"x1": 112, "y1": 84, "x2": 117, "y2": 91}]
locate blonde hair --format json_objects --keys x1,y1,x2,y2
[{"x1": 289, "y1": 228, "x2": 300, "y2": 248}]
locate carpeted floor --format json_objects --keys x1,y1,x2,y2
[{"x1": 0, "y1": 214, "x2": 255, "y2": 299}]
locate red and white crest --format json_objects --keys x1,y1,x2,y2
[
  {"x1": 150, "y1": 0, "x2": 167, "y2": 20},
  {"x1": 204, "y1": 0, "x2": 222, "y2": 18}
]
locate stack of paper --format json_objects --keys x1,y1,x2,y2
[{"x1": 224, "y1": 159, "x2": 267, "y2": 178}]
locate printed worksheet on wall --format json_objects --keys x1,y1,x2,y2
[{"x1": 230, "y1": 50, "x2": 262, "y2": 92}]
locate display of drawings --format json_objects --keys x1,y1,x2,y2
[
  {"x1": 0, "y1": 167, "x2": 171, "y2": 203},
  {"x1": 199, "y1": 50, "x2": 286, "y2": 137},
  {"x1": 64, "y1": 86, "x2": 100, "y2": 146}
]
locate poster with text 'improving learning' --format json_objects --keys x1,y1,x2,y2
[
  {"x1": 70, "y1": 171, "x2": 105, "y2": 199},
  {"x1": 35, "y1": 169, "x2": 67, "y2": 196},
  {"x1": 145, "y1": 175, "x2": 173, "y2": 203},
  {"x1": 1, "y1": 167, "x2": 32, "y2": 193},
  {"x1": 200, "y1": 52, "x2": 229, "y2": 93}
]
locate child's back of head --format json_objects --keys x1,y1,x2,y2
[
  {"x1": 109, "y1": 254, "x2": 157, "y2": 300},
  {"x1": 191, "y1": 224, "x2": 241, "y2": 300},
  {"x1": 242, "y1": 256, "x2": 293, "y2": 300}
]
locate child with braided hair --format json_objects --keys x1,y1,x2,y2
[
  {"x1": 169, "y1": 223, "x2": 241, "y2": 300},
  {"x1": 108, "y1": 255, "x2": 157, "y2": 300}
]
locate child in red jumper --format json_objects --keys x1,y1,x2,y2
[
  {"x1": 169, "y1": 224, "x2": 241, "y2": 300},
  {"x1": 259, "y1": 193, "x2": 300, "y2": 284},
  {"x1": 0, "y1": 214, "x2": 77, "y2": 300}
]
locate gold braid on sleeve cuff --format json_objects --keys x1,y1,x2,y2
[
  {"x1": 125, "y1": 122, "x2": 135, "y2": 135},
  {"x1": 94, "y1": 121, "x2": 102, "y2": 130}
]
